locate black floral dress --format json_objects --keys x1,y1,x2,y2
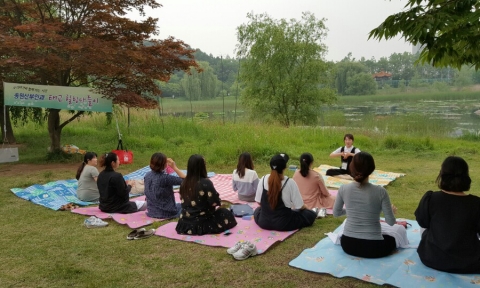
[{"x1": 176, "y1": 178, "x2": 237, "y2": 235}]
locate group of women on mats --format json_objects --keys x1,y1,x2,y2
[{"x1": 76, "y1": 133, "x2": 480, "y2": 274}]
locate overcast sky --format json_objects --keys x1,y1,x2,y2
[{"x1": 129, "y1": 0, "x2": 412, "y2": 62}]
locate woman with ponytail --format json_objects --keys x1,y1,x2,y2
[
  {"x1": 333, "y1": 152, "x2": 398, "y2": 258},
  {"x1": 293, "y1": 152, "x2": 335, "y2": 209},
  {"x1": 253, "y1": 153, "x2": 316, "y2": 231},
  {"x1": 97, "y1": 152, "x2": 146, "y2": 214},
  {"x1": 414, "y1": 156, "x2": 480, "y2": 273},
  {"x1": 76, "y1": 152, "x2": 100, "y2": 202}
]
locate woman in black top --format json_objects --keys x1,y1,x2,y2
[
  {"x1": 415, "y1": 156, "x2": 480, "y2": 273},
  {"x1": 97, "y1": 152, "x2": 146, "y2": 214},
  {"x1": 176, "y1": 154, "x2": 237, "y2": 235}
]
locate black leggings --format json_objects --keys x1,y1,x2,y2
[
  {"x1": 340, "y1": 234, "x2": 396, "y2": 258},
  {"x1": 326, "y1": 168, "x2": 350, "y2": 176}
]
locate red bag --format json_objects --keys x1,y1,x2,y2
[{"x1": 112, "y1": 140, "x2": 133, "y2": 164}]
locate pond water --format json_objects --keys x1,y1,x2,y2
[
  {"x1": 159, "y1": 98, "x2": 480, "y2": 137},
  {"x1": 332, "y1": 99, "x2": 480, "y2": 137}
]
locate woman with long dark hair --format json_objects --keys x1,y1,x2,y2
[
  {"x1": 76, "y1": 152, "x2": 100, "y2": 202},
  {"x1": 97, "y1": 152, "x2": 146, "y2": 214},
  {"x1": 232, "y1": 152, "x2": 259, "y2": 202},
  {"x1": 333, "y1": 152, "x2": 398, "y2": 258},
  {"x1": 415, "y1": 156, "x2": 480, "y2": 273},
  {"x1": 253, "y1": 153, "x2": 316, "y2": 231},
  {"x1": 293, "y1": 152, "x2": 335, "y2": 209},
  {"x1": 176, "y1": 154, "x2": 237, "y2": 235}
]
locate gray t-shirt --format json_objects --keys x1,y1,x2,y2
[
  {"x1": 77, "y1": 165, "x2": 100, "y2": 202},
  {"x1": 333, "y1": 182, "x2": 395, "y2": 240}
]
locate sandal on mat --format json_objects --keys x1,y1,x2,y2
[
  {"x1": 127, "y1": 228, "x2": 145, "y2": 240},
  {"x1": 133, "y1": 229, "x2": 155, "y2": 240}
]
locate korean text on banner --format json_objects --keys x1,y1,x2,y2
[{"x1": 3, "y1": 82, "x2": 112, "y2": 113}]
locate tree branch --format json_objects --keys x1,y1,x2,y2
[{"x1": 59, "y1": 110, "x2": 84, "y2": 129}]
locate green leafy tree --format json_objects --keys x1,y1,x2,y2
[
  {"x1": 369, "y1": 0, "x2": 480, "y2": 69},
  {"x1": 236, "y1": 12, "x2": 335, "y2": 126},
  {"x1": 388, "y1": 52, "x2": 416, "y2": 81},
  {"x1": 181, "y1": 62, "x2": 218, "y2": 100},
  {"x1": 335, "y1": 61, "x2": 369, "y2": 95},
  {"x1": 345, "y1": 73, "x2": 377, "y2": 95},
  {"x1": 237, "y1": 12, "x2": 335, "y2": 126}
]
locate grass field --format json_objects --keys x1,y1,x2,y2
[{"x1": 1, "y1": 92, "x2": 480, "y2": 287}]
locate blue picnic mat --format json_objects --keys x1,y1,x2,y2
[
  {"x1": 11, "y1": 179, "x2": 94, "y2": 211},
  {"x1": 289, "y1": 220, "x2": 480, "y2": 287},
  {"x1": 11, "y1": 166, "x2": 216, "y2": 211}
]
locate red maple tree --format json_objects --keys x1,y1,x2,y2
[{"x1": 0, "y1": 0, "x2": 197, "y2": 150}]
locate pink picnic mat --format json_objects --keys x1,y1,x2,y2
[
  {"x1": 210, "y1": 174, "x2": 252, "y2": 204},
  {"x1": 326, "y1": 189, "x2": 338, "y2": 215},
  {"x1": 154, "y1": 218, "x2": 297, "y2": 254},
  {"x1": 71, "y1": 195, "x2": 181, "y2": 229}
]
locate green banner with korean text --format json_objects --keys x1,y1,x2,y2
[{"x1": 3, "y1": 82, "x2": 112, "y2": 112}]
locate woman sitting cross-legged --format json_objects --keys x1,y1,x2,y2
[
  {"x1": 97, "y1": 152, "x2": 146, "y2": 214},
  {"x1": 415, "y1": 156, "x2": 480, "y2": 274},
  {"x1": 326, "y1": 133, "x2": 360, "y2": 179},
  {"x1": 293, "y1": 152, "x2": 336, "y2": 209},
  {"x1": 333, "y1": 151, "x2": 398, "y2": 258},
  {"x1": 253, "y1": 153, "x2": 317, "y2": 231},
  {"x1": 144, "y1": 152, "x2": 186, "y2": 219},
  {"x1": 232, "y1": 152, "x2": 259, "y2": 202},
  {"x1": 176, "y1": 154, "x2": 237, "y2": 235}
]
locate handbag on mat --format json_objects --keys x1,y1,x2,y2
[
  {"x1": 230, "y1": 204, "x2": 254, "y2": 217},
  {"x1": 112, "y1": 139, "x2": 133, "y2": 165}
]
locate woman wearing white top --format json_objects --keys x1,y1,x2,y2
[
  {"x1": 253, "y1": 153, "x2": 316, "y2": 231},
  {"x1": 232, "y1": 152, "x2": 259, "y2": 202},
  {"x1": 326, "y1": 133, "x2": 360, "y2": 178},
  {"x1": 76, "y1": 152, "x2": 100, "y2": 202}
]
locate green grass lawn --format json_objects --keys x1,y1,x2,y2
[{"x1": 1, "y1": 101, "x2": 479, "y2": 287}]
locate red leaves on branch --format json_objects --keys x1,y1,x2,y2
[{"x1": 0, "y1": 0, "x2": 198, "y2": 109}]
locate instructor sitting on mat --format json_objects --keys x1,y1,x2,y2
[{"x1": 326, "y1": 133, "x2": 360, "y2": 179}]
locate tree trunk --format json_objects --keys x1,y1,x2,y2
[
  {"x1": 48, "y1": 109, "x2": 62, "y2": 152},
  {"x1": 0, "y1": 107, "x2": 16, "y2": 144}
]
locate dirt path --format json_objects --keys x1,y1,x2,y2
[{"x1": 0, "y1": 163, "x2": 79, "y2": 177}]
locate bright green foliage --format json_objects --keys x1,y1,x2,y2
[
  {"x1": 335, "y1": 61, "x2": 369, "y2": 95},
  {"x1": 346, "y1": 73, "x2": 377, "y2": 95},
  {"x1": 369, "y1": 0, "x2": 480, "y2": 69},
  {"x1": 180, "y1": 62, "x2": 218, "y2": 100},
  {"x1": 236, "y1": 12, "x2": 336, "y2": 126}
]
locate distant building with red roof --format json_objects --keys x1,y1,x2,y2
[{"x1": 373, "y1": 71, "x2": 392, "y2": 81}]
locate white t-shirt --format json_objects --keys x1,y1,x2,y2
[
  {"x1": 331, "y1": 146, "x2": 360, "y2": 154},
  {"x1": 232, "y1": 168, "x2": 259, "y2": 198},
  {"x1": 255, "y1": 175, "x2": 304, "y2": 209}
]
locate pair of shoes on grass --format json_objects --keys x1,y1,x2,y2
[
  {"x1": 60, "y1": 203, "x2": 79, "y2": 211},
  {"x1": 312, "y1": 207, "x2": 327, "y2": 218},
  {"x1": 127, "y1": 228, "x2": 155, "y2": 240},
  {"x1": 227, "y1": 240, "x2": 257, "y2": 260},
  {"x1": 84, "y1": 216, "x2": 108, "y2": 228}
]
